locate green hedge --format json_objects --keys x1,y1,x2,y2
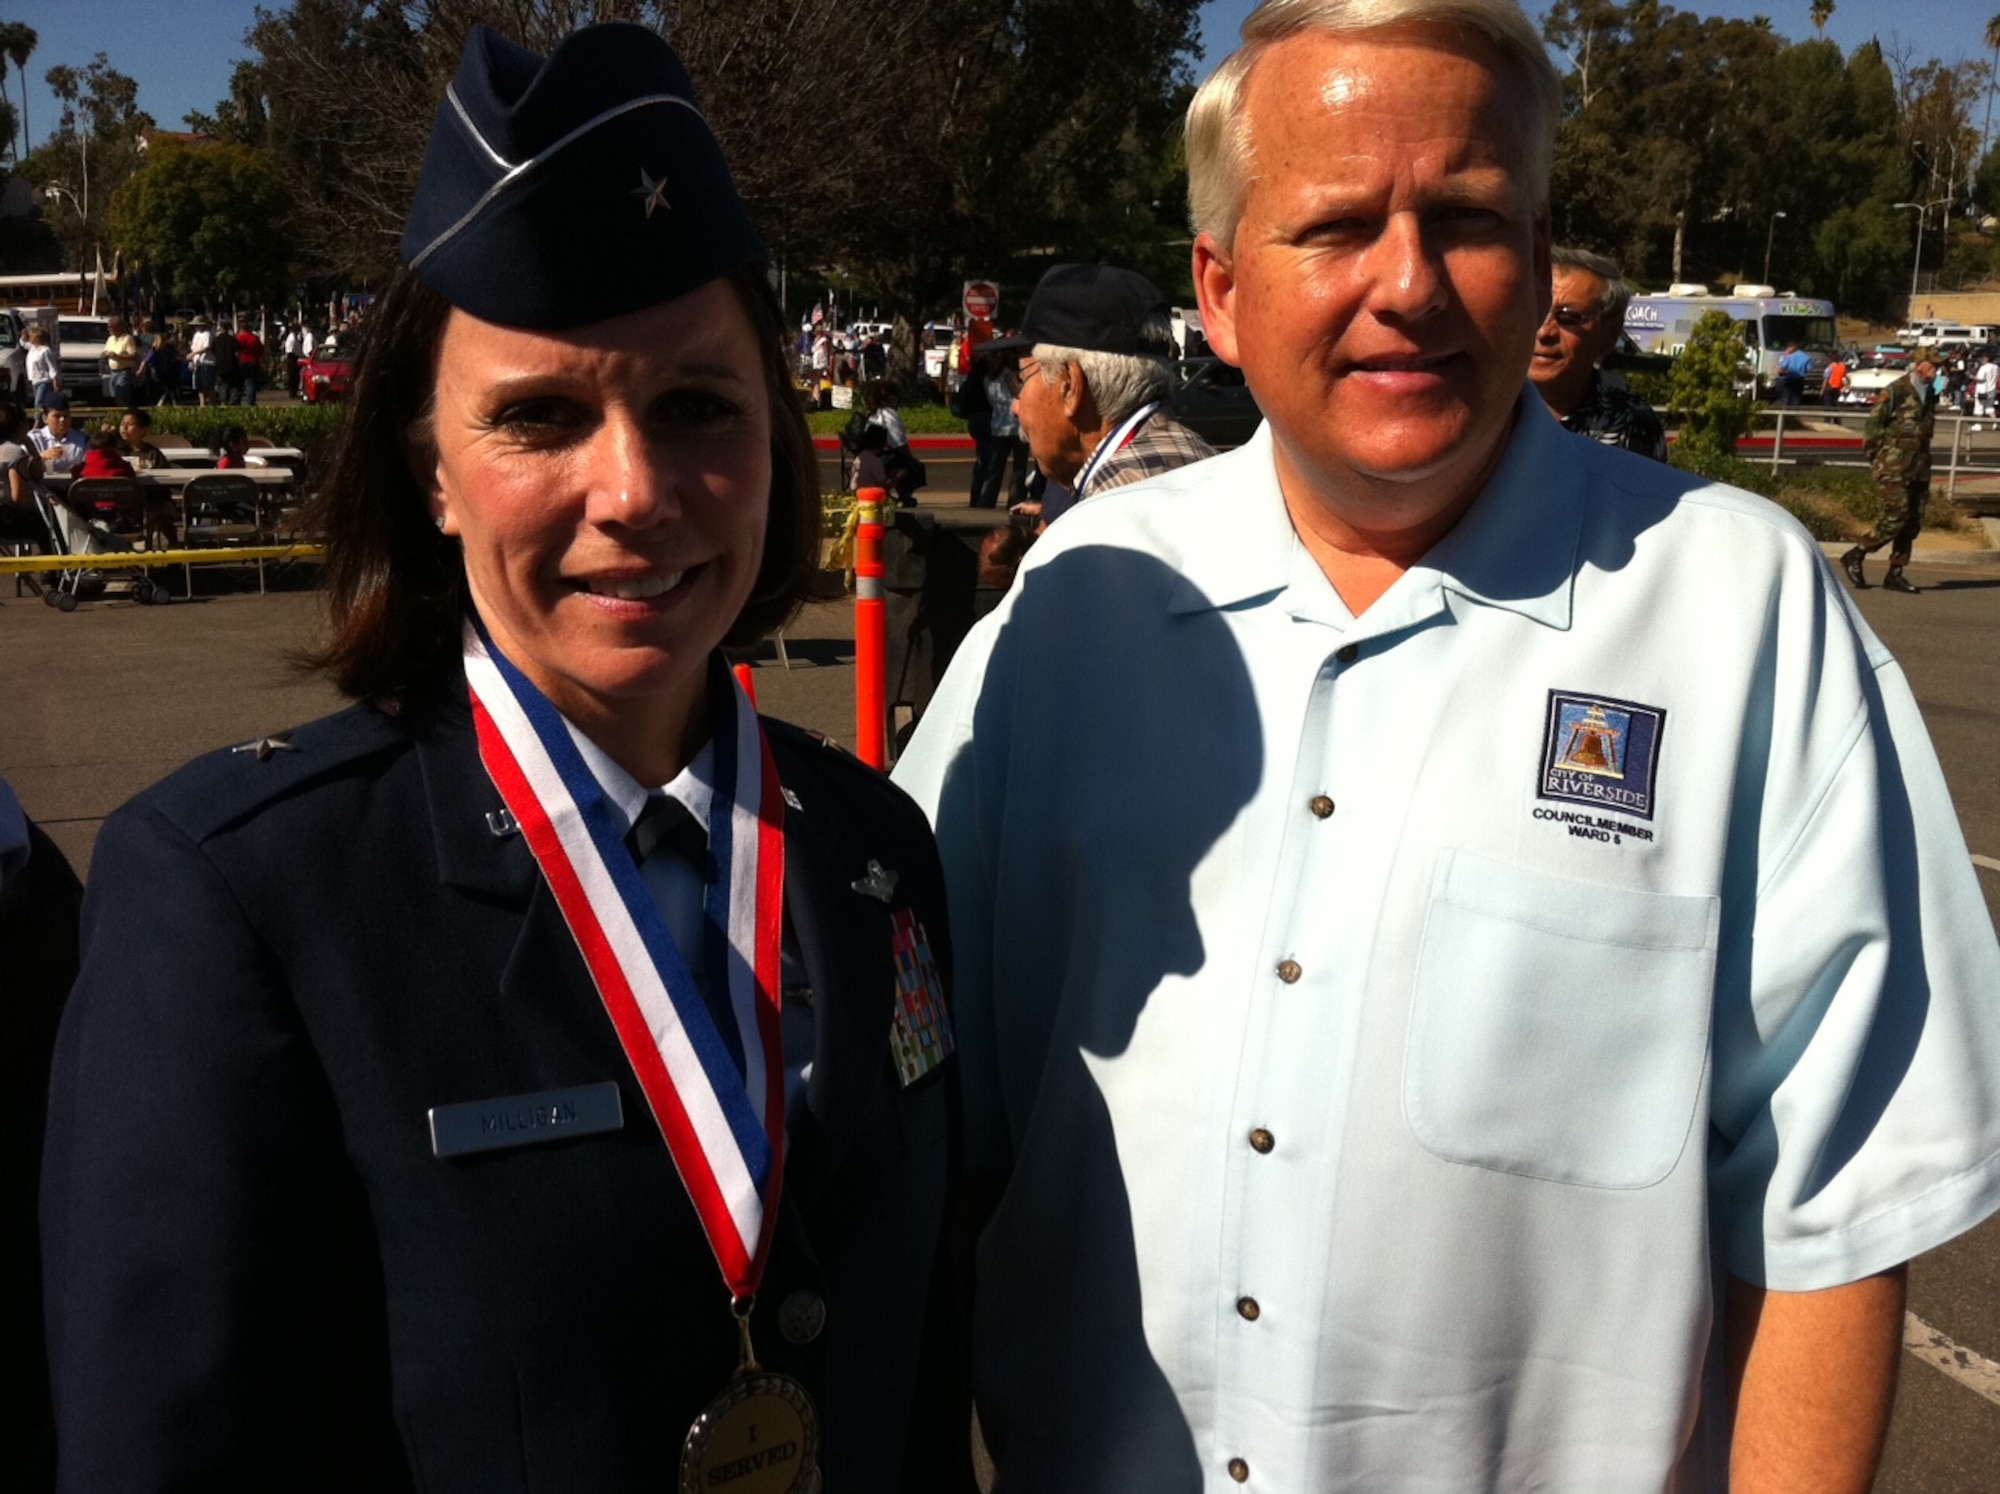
[
  {"x1": 805, "y1": 406, "x2": 967, "y2": 436},
  {"x1": 1670, "y1": 448, "x2": 1977, "y2": 541}
]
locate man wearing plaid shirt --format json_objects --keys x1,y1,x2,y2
[{"x1": 987, "y1": 263, "x2": 1217, "y2": 527}]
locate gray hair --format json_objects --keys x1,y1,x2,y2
[
  {"x1": 1032, "y1": 307, "x2": 1177, "y2": 424},
  {"x1": 1551, "y1": 245, "x2": 1633, "y2": 325},
  {"x1": 1186, "y1": 0, "x2": 1561, "y2": 246}
]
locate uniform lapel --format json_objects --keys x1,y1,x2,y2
[
  {"x1": 412, "y1": 683, "x2": 540, "y2": 905},
  {"x1": 775, "y1": 739, "x2": 897, "y2": 1214},
  {"x1": 412, "y1": 683, "x2": 588, "y2": 1027}
]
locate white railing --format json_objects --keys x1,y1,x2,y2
[{"x1": 1704, "y1": 407, "x2": 2000, "y2": 507}]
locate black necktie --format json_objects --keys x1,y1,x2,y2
[{"x1": 624, "y1": 794, "x2": 715, "y2": 882}]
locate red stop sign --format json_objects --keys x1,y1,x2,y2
[{"x1": 963, "y1": 280, "x2": 1000, "y2": 320}]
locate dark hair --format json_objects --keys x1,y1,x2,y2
[
  {"x1": 120, "y1": 406, "x2": 153, "y2": 429},
  {"x1": 218, "y1": 424, "x2": 249, "y2": 449},
  {"x1": 87, "y1": 426, "x2": 121, "y2": 451},
  {"x1": 306, "y1": 265, "x2": 820, "y2": 702}
]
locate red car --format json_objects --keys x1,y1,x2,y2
[{"x1": 300, "y1": 336, "x2": 358, "y2": 403}]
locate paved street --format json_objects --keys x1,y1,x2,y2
[{"x1": 3, "y1": 521, "x2": 1998, "y2": 1483}]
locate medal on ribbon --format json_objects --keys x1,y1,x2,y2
[{"x1": 462, "y1": 622, "x2": 818, "y2": 1492}]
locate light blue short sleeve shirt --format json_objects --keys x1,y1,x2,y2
[{"x1": 892, "y1": 398, "x2": 2000, "y2": 1493}]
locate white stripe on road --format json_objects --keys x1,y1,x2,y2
[
  {"x1": 1973, "y1": 854, "x2": 2000, "y2": 875},
  {"x1": 1906, "y1": 1313, "x2": 2000, "y2": 1407}
]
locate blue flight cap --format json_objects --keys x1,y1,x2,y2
[{"x1": 400, "y1": 23, "x2": 766, "y2": 330}]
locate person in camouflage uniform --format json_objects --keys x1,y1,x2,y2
[{"x1": 1842, "y1": 357, "x2": 1937, "y2": 595}]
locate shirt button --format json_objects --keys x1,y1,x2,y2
[
  {"x1": 1336, "y1": 643, "x2": 1360, "y2": 664},
  {"x1": 1228, "y1": 1458, "x2": 1251, "y2": 1483},
  {"x1": 1237, "y1": 1296, "x2": 1260, "y2": 1321},
  {"x1": 1249, "y1": 1127, "x2": 1275, "y2": 1153},
  {"x1": 1309, "y1": 794, "x2": 1335, "y2": 819},
  {"x1": 1276, "y1": 959, "x2": 1302, "y2": 984}
]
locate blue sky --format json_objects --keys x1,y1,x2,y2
[{"x1": 2, "y1": 0, "x2": 1995, "y2": 156}]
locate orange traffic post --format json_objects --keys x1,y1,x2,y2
[
  {"x1": 732, "y1": 662, "x2": 757, "y2": 708},
  {"x1": 853, "y1": 486, "x2": 889, "y2": 768}
]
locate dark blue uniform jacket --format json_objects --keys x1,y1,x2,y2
[{"x1": 42, "y1": 681, "x2": 963, "y2": 1493}]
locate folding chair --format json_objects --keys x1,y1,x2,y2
[{"x1": 182, "y1": 472, "x2": 269, "y2": 595}]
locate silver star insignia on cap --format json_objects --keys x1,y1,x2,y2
[
  {"x1": 632, "y1": 167, "x2": 670, "y2": 218},
  {"x1": 231, "y1": 733, "x2": 297, "y2": 762},
  {"x1": 851, "y1": 859, "x2": 898, "y2": 903}
]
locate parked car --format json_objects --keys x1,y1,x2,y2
[
  {"x1": 1844, "y1": 353, "x2": 1906, "y2": 405},
  {"x1": 1166, "y1": 357, "x2": 1263, "y2": 449},
  {"x1": 299, "y1": 335, "x2": 359, "y2": 403},
  {"x1": 0, "y1": 308, "x2": 27, "y2": 397},
  {"x1": 56, "y1": 314, "x2": 112, "y2": 401}
]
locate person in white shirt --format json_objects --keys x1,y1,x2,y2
[
  {"x1": 1974, "y1": 353, "x2": 1998, "y2": 420},
  {"x1": 893, "y1": 2, "x2": 2000, "y2": 1490},
  {"x1": 29, "y1": 397, "x2": 86, "y2": 474},
  {"x1": 24, "y1": 326, "x2": 58, "y2": 409},
  {"x1": 188, "y1": 317, "x2": 217, "y2": 406}
]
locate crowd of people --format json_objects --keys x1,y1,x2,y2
[
  {"x1": 21, "y1": 312, "x2": 367, "y2": 414},
  {"x1": 12, "y1": 3, "x2": 2000, "y2": 1494}
]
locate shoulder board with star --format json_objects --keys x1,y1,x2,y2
[{"x1": 132, "y1": 698, "x2": 411, "y2": 844}]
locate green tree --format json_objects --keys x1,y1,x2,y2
[
  {"x1": 183, "y1": 60, "x2": 271, "y2": 148},
  {"x1": 109, "y1": 139, "x2": 293, "y2": 308},
  {"x1": 0, "y1": 21, "x2": 34, "y2": 159},
  {"x1": 25, "y1": 53, "x2": 152, "y2": 271},
  {"x1": 1983, "y1": 14, "x2": 2000, "y2": 155},
  {"x1": 1810, "y1": 0, "x2": 1835, "y2": 36},
  {"x1": 215, "y1": 0, "x2": 1203, "y2": 339},
  {"x1": 1667, "y1": 311, "x2": 1756, "y2": 457},
  {"x1": 1544, "y1": 2, "x2": 1785, "y2": 283}
]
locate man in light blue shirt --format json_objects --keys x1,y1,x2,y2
[
  {"x1": 894, "y1": 1, "x2": 2000, "y2": 1490},
  {"x1": 1777, "y1": 342, "x2": 1813, "y2": 406}
]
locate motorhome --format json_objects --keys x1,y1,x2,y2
[{"x1": 1624, "y1": 286, "x2": 1838, "y2": 395}]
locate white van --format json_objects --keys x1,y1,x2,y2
[{"x1": 56, "y1": 314, "x2": 112, "y2": 400}]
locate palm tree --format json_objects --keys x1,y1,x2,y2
[
  {"x1": 1810, "y1": 0, "x2": 1835, "y2": 35},
  {"x1": 0, "y1": 24, "x2": 35, "y2": 161},
  {"x1": 1986, "y1": 13, "x2": 2000, "y2": 156}
]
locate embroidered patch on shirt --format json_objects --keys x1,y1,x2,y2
[
  {"x1": 1537, "y1": 690, "x2": 1666, "y2": 821},
  {"x1": 888, "y1": 907, "x2": 954, "y2": 1087}
]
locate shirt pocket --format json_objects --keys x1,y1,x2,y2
[{"x1": 1402, "y1": 848, "x2": 1719, "y2": 1190}]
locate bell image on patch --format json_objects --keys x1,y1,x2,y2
[
  {"x1": 1555, "y1": 702, "x2": 1625, "y2": 778},
  {"x1": 1538, "y1": 690, "x2": 1666, "y2": 820}
]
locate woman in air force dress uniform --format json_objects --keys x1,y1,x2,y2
[{"x1": 41, "y1": 23, "x2": 964, "y2": 1494}]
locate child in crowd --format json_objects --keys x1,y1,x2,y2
[
  {"x1": 79, "y1": 427, "x2": 136, "y2": 481},
  {"x1": 214, "y1": 425, "x2": 256, "y2": 469},
  {"x1": 79, "y1": 425, "x2": 177, "y2": 547}
]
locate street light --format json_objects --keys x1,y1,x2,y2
[
  {"x1": 36, "y1": 180, "x2": 81, "y2": 217},
  {"x1": 1894, "y1": 198, "x2": 1956, "y2": 307},
  {"x1": 1762, "y1": 210, "x2": 1787, "y2": 285},
  {"x1": 1894, "y1": 200, "x2": 1926, "y2": 304}
]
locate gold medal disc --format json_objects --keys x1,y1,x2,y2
[{"x1": 679, "y1": 1371, "x2": 820, "y2": 1494}]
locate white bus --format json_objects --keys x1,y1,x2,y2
[{"x1": 1624, "y1": 288, "x2": 1838, "y2": 395}]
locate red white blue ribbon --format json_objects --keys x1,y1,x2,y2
[{"x1": 462, "y1": 620, "x2": 786, "y2": 1297}]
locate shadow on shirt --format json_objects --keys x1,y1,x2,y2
[{"x1": 932, "y1": 545, "x2": 1263, "y2": 1494}]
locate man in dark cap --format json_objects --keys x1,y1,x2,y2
[{"x1": 989, "y1": 263, "x2": 1215, "y2": 526}]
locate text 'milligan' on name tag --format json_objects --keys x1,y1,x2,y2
[{"x1": 428, "y1": 1081, "x2": 625, "y2": 1159}]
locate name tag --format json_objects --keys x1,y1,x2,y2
[{"x1": 428, "y1": 1081, "x2": 624, "y2": 1159}]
